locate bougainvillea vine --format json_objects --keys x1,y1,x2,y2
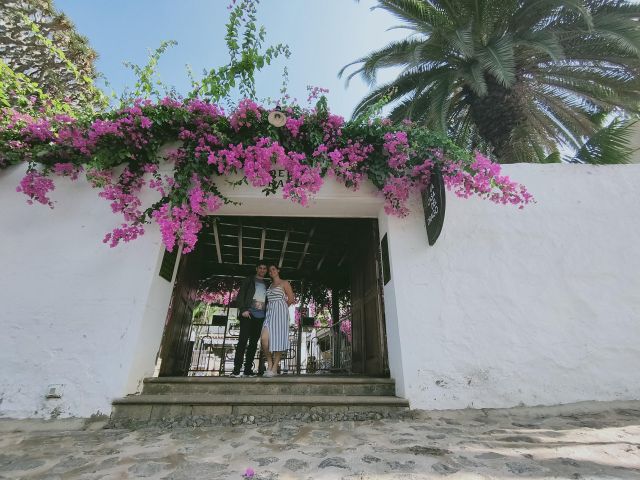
[{"x1": 1, "y1": 95, "x2": 533, "y2": 254}]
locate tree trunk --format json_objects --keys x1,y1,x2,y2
[{"x1": 466, "y1": 77, "x2": 526, "y2": 163}]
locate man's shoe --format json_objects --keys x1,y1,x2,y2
[
  {"x1": 244, "y1": 371, "x2": 257, "y2": 377},
  {"x1": 229, "y1": 372, "x2": 242, "y2": 378}
]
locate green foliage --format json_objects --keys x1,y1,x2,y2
[
  {"x1": 297, "y1": 279, "x2": 351, "y2": 326},
  {"x1": 122, "y1": 40, "x2": 178, "y2": 104},
  {"x1": 572, "y1": 118, "x2": 638, "y2": 164},
  {"x1": 1, "y1": 1, "x2": 534, "y2": 255},
  {"x1": 0, "y1": 0, "x2": 106, "y2": 111},
  {"x1": 193, "y1": 0, "x2": 290, "y2": 104},
  {"x1": 2, "y1": 0, "x2": 289, "y2": 121},
  {"x1": 0, "y1": 59, "x2": 80, "y2": 122},
  {"x1": 343, "y1": 0, "x2": 640, "y2": 164}
]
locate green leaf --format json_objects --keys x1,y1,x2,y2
[
  {"x1": 571, "y1": 119, "x2": 637, "y2": 164},
  {"x1": 477, "y1": 36, "x2": 516, "y2": 87}
]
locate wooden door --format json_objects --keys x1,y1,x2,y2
[
  {"x1": 158, "y1": 253, "x2": 197, "y2": 376},
  {"x1": 350, "y1": 220, "x2": 388, "y2": 376}
]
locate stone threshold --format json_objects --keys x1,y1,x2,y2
[
  {"x1": 144, "y1": 376, "x2": 395, "y2": 384},
  {"x1": 113, "y1": 394, "x2": 409, "y2": 407},
  {"x1": 107, "y1": 408, "x2": 413, "y2": 429}
]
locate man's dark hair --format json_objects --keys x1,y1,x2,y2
[{"x1": 255, "y1": 260, "x2": 268, "y2": 268}]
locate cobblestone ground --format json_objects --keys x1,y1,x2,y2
[{"x1": 1, "y1": 401, "x2": 639, "y2": 479}]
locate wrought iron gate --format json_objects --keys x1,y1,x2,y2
[{"x1": 183, "y1": 306, "x2": 352, "y2": 376}]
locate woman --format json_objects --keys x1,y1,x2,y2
[{"x1": 260, "y1": 265, "x2": 295, "y2": 377}]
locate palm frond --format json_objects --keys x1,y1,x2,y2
[
  {"x1": 515, "y1": 32, "x2": 566, "y2": 63},
  {"x1": 374, "y1": 0, "x2": 451, "y2": 30},
  {"x1": 462, "y1": 61, "x2": 488, "y2": 96},
  {"x1": 449, "y1": 23, "x2": 475, "y2": 58},
  {"x1": 541, "y1": 150, "x2": 562, "y2": 163},
  {"x1": 351, "y1": 68, "x2": 440, "y2": 118},
  {"x1": 511, "y1": 0, "x2": 594, "y2": 33},
  {"x1": 346, "y1": 0, "x2": 640, "y2": 163},
  {"x1": 338, "y1": 38, "x2": 426, "y2": 86},
  {"x1": 590, "y1": 13, "x2": 640, "y2": 56},
  {"x1": 571, "y1": 119, "x2": 638, "y2": 164},
  {"x1": 477, "y1": 35, "x2": 516, "y2": 86}
]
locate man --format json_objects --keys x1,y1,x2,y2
[{"x1": 231, "y1": 261, "x2": 268, "y2": 377}]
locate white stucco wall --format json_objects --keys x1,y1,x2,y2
[
  {"x1": 0, "y1": 168, "x2": 384, "y2": 419},
  {"x1": 0, "y1": 166, "x2": 177, "y2": 419},
  {"x1": 383, "y1": 164, "x2": 640, "y2": 409},
  {"x1": 1, "y1": 163, "x2": 639, "y2": 417}
]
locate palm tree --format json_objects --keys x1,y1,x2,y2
[{"x1": 341, "y1": 0, "x2": 640, "y2": 163}]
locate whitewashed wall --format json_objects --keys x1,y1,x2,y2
[
  {"x1": 0, "y1": 167, "x2": 385, "y2": 419},
  {"x1": 382, "y1": 164, "x2": 640, "y2": 409},
  {"x1": 0, "y1": 166, "x2": 177, "y2": 419},
  {"x1": 1, "y1": 163, "x2": 639, "y2": 418}
]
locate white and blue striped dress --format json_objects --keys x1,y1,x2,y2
[{"x1": 262, "y1": 285, "x2": 290, "y2": 352}]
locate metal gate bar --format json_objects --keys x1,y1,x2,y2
[{"x1": 185, "y1": 309, "x2": 352, "y2": 376}]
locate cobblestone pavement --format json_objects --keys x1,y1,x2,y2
[{"x1": 1, "y1": 401, "x2": 639, "y2": 479}]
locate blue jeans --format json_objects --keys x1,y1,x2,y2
[{"x1": 233, "y1": 313, "x2": 266, "y2": 375}]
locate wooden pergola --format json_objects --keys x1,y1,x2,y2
[{"x1": 193, "y1": 216, "x2": 367, "y2": 286}]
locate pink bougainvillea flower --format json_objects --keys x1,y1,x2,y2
[
  {"x1": 306, "y1": 85, "x2": 329, "y2": 103},
  {"x1": 197, "y1": 288, "x2": 238, "y2": 305},
  {"x1": 230, "y1": 99, "x2": 262, "y2": 131},
  {"x1": 16, "y1": 170, "x2": 55, "y2": 208},
  {"x1": 53, "y1": 162, "x2": 83, "y2": 180},
  {"x1": 243, "y1": 467, "x2": 255, "y2": 478},
  {"x1": 285, "y1": 116, "x2": 304, "y2": 138},
  {"x1": 4, "y1": 95, "x2": 533, "y2": 255}
]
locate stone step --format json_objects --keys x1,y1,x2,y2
[
  {"x1": 142, "y1": 376, "x2": 396, "y2": 396},
  {"x1": 111, "y1": 394, "x2": 410, "y2": 421}
]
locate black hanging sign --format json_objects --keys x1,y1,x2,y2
[
  {"x1": 421, "y1": 166, "x2": 446, "y2": 246},
  {"x1": 158, "y1": 248, "x2": 178, "y2": 282}
]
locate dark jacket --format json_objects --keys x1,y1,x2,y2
[{"x1": 236, "y1": 275, "x2": 268, "y2": 314}]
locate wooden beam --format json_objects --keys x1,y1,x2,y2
[
  {"x1": 212, "y1": 219, "x2": 222, "y2": 263},
  {"x1": 337, "y1": 250, "x2": 347, "y2": 267},
  {"x1": 278, "y1": 228, "x2": 291, "y2": 268},
  {"x1": 198, "y1": 263, "x2": 350, "y2": 286},
  {"x1": 297, "y1": 226, "x2": 316, "y2": 270},
  {"x1": 316, "y1": 247, "x2": 330, "y2": 271},
  {"x1": 238, "y1": 221, "x2": 243, "y2": 265},
  {"x1": 259, "y1": 228, "x2": 266, "y2": 260}
]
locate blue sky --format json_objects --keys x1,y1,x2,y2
[{"x1": 55, "y1": 0, "x2": 406, "y2": 118}]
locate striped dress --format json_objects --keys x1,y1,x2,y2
[{"x1": 262, "y1": 285, "x2": 290, "y2": 352}]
